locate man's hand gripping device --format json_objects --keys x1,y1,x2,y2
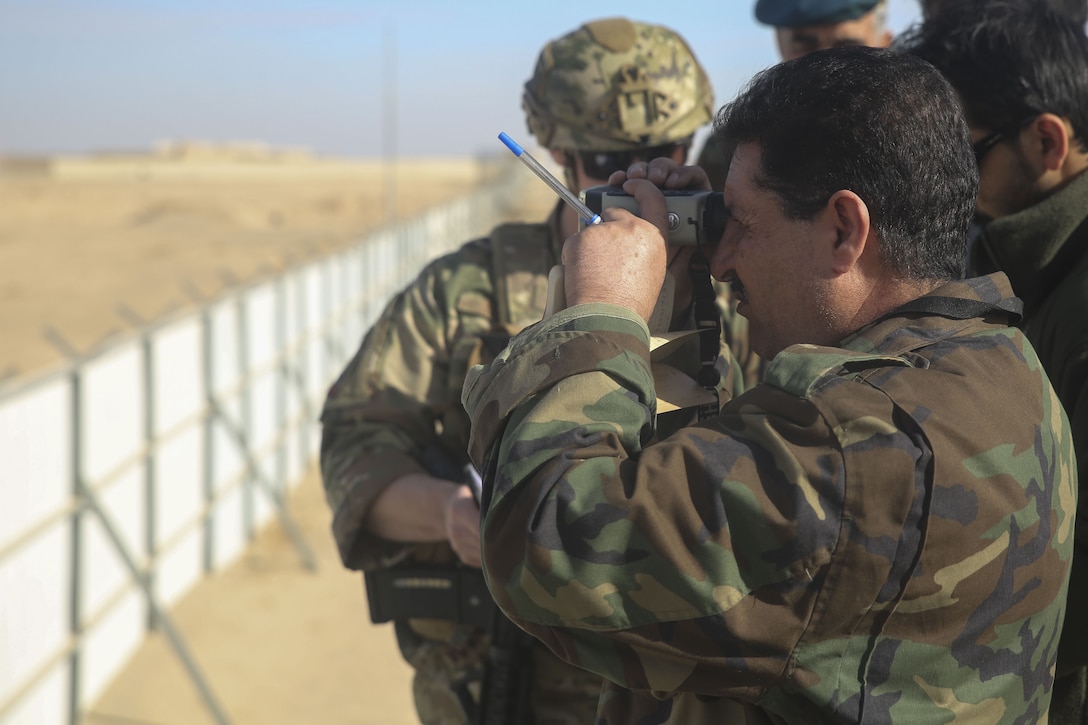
[
  {"x1": 580, "y1": 185, "x2": 729, "y2": 247},
  {"x1": 497, "y1": 131, "x2": 729, "y2": 328},
  {"x1": 541, "y1": 186, "x2": 730, "y2": 328}
]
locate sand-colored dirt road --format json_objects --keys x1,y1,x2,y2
[
  {"x1": 84, "y1": 470, "x2": 419, "y2": 725},
  {"x1": 82, "y1": 472, "x2": 415, "y2": 718}
]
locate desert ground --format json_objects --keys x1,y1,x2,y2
[
  {"x1": 0, "y1": 143, "x2": 555, "y2": 724},
  {"x1": 0, "y1": 143, "x2": 531, "y2": 378}
]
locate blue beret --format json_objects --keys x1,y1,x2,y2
[{"x1": 754, "y1": 0, "x2": 880, "y2": 27}]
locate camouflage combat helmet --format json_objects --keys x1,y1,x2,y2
[{"x1": 523, "y1": 17, "x2": 714, "y2": 152}]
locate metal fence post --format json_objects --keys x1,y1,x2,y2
[
  {"x1": 118, "y1": 305, "x2": 158, "y2": 631},
  {"x1": 275, "y1": 279, "x2": 288, "y2": 499},
  {"x1": 67, "y1": 362, "x2": 84, "y2": 725},
  {"x1": 234, "y1": 290, "x2": 254, "y2": 542},
  {"x1": 184, "y1": 284, "x2": 219, "y2": 576},
  {"x1": 296, "y1": 269, "x2": 312, "y2": 473}
]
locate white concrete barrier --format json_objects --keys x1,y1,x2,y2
[{"x1": 0, "y1": 160, "x2": 525, "y2": 725}]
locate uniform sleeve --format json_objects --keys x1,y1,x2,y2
[
  {"x1": 462, "y1": 303, "x2": 846, "y2": 700},
  {"x1": 320, "y1": 253, "x2": 471, "y2": 571}
]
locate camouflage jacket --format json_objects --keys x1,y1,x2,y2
[
  {"x1": 973, "y1": 169, "x2": 1088, "y2": 722},
  {"x1": 319, "y1": 205, "x2": 749, "y2": 723},
  {"x1": 462, "y1": 273, "x2": 1076, "y2": 724},
  {"x1": 321, "y1": 208, "x2": 564, "y2": 571},
  {"x1": 321, "y1": 206, "x2": 751, "y2": 571}
]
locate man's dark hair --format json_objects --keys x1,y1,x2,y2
[
  {"x1": 1052, "y1": 0, "x2": 1088, "y2": 25},
  {"x1": 904, "y1": 1, "x2": 1088, "y2": 150},
  {"x1": 921, "y1": 0, "x2": 1087, "y2": 28},
  {"x1": 713, "y1": 46, "x2": 976, "y2": 281}
]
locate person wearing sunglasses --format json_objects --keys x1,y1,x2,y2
[
  {"x1": 318, "y1": 17, "x2": 728, "y2": 725},
  {"x1": 905, "y1": 4, "x2": 1088, "y2": 723}
]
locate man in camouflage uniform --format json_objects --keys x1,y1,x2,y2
[
  {"x1": 462, "y1": 47, "x2": 1076, "y2": 723},
  {"x1": 905, "y1": 5, "x2": 1088, "y2": 722},
  {"x1": 320, "y1": 17, "x2": 722, "y2": 724},
  {"x1": 698, "y1": 0, "x2": 896, "y2": 390}
]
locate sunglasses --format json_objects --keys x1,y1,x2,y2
[
  {"x1": 973, "y1": 116, "x2": 1039, "y2": 167},
  {"x1": 578, "y1": 144, "x2": 681, "y2": 179},
  {"x1": 973, "y1": 131, "x2": 1011, "y2": 166}
]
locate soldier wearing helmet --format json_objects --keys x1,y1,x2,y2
[
  {"x1": 319, "y1": 17, "x2": 730, "y2": 724},
  {"x1": 523, "y1": 18, "x2": 713, "y2": 193}
]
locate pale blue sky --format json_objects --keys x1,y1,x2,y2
[{"x1": 0, "y1": 0, "x2": 922, "y2": 158}]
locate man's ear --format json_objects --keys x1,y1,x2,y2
[
  {"x1": 1029, "y1": 113, "x2": 1070, "y2": 172},
  {"x1": 824, "y1": 190, "x2": 871, "y2": 274},
  {"x1": 549, "y1": 148, "x2": 567, "y2": 166}
]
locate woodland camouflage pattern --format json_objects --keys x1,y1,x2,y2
[
  {"x1": 321, "y1": 209, "x2": 750, "y2": 574},
  {"x1": 462, "y1": 272, "x2": 1076, "y2": 724},
  {"x1": 321, "y1": 208, "x2": 751, "y2": 722}
]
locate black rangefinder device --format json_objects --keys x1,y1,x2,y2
[{"x1": 580, "y1": 185, "x2": 729, "y2": 246}]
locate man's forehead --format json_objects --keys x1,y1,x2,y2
[
  {"x1": 755, "y1": 0, "x2": 880, "y2": 28},
  {"x1": 723, "y1": 143, "x2": 762, "y2": 201}
]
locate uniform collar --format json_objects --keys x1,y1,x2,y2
[
  {"x1": 978, "y1": 169, "x2": 1088, "y2": 312},
  {"x1": 841, "y1": 273, "x2": 1021, "y2": 355}
]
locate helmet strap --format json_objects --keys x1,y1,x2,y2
[{"x1": 561, "y1": 150, "x2": 580, "y2": 197}]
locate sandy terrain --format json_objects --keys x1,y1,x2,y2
[
  {"x1": 0, "y1": 146, "x2": 516, "y2": 378},
  {"x1": 0, "y1": 144, "x2": 556, "y2": 724}
]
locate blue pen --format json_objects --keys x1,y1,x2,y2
[{"x1": 498, "y1": 132, "x2": 602, "y2": 226}]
